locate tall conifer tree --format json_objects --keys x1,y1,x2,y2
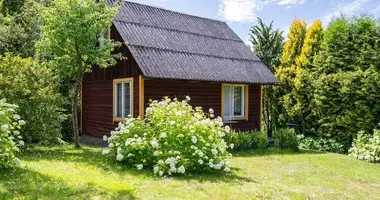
[
  {"x1": 275, "y1": 19, "x2": 307, "y2": 125},
  {"x1": 286, "y1": 20, "x2": 323, "y2": 133}
]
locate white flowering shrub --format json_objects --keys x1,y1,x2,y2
[
  {"x1": 0, "y1": 99, "x2": 25, "y2": 168},
  {"x1": 103, "y1": 97, "x2": 232, "y2": 176},
  {"x1": 348, "y1": 129, "x2": 380, "y2": 163}
]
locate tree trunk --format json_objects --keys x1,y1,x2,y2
[{"x1": 72, "y1": 81, "x2": 81, "y2": 148}]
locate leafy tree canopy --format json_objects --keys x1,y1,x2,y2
[
  {"x1": 37, "y1": 0, "x2": 121, "y2": 148},
  {"x1": 0, "y1": 0, "x2": 40, "y2": 57}
]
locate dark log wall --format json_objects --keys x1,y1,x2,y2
[
  {"x1": 82, "y1": 25, "x2": 142, "y2": 137},
  {"x1": 144, "y1": 79, "x2": 262, "y2": 132},
  {"x1": 234, "y1": 85, "x2": 261, "y2": 131},
  {"x1": 83, "y1": 26, "x2": 262, "y2": 137}
]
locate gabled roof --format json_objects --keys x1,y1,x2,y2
[{"x1": 110, "y1": 0, "x2": 279, "y2": 84}]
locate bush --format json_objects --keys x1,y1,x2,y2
[
  {"x1": 273, "y1": 128, "x2": 298, "y2": 150},
  {"x1": 103, "y1": 97, "x2": 232, "y2": 176},
  {"x1": 0, "y1": 54, "x2": 64, "y2": 144},
  {"x1": 297, "y1": 135, "x2": 344, "y2": 153},
  {"x1": 224, "y1": 131, "x2": 268, "y2": 150},
  {"x1": 348, "y1": 129, "x2": 380, "y2": 163},
  {"x1": 0, "y1": 99, "x2": 25, "y2": 168}
]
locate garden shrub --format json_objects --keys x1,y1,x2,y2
[
  {"x1": 0, "y1": 99, "x2": 25, "y2": 168},
  {"x1": 297, "y1": 135, "x2": 344, "y2": 153},
  {"x1": 348, "y1": 129, "x2": 380, "y2": 163},
  {"x1": 273, "y1": 128, "x2": 298, "y2": 150},
  {"x1": 0, "y1": 54, "x2": 64, "y2": 144},
  {"x1": 103, "y1": 97, "x2": 232, "y2": 176},
  {"x1": 310, "y1": 17, "x2": 380, "y2": 145},
  {"x1": 224, "y1": 131, "x2": 268, "y2": 150}
]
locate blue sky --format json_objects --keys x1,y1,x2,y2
[{"x1": 129, "y1": 0, "x2": 380, "y2": 44}]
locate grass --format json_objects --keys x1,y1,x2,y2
[{"x1": 0, "y1": 146, "x2": 379, "y2": 200}]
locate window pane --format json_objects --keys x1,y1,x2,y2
[
  {"x1": 116, "y1": 83, "x2": 122, "y2": 118},
  {"x1": 223, "y1": 85, "x2": 233, "y2": 121},
  {"x1": 124, "y1": 82, "x2": 131, "y2": 117},
  {"x1": 234, "y1": 86, "x2": 243, "y2": 116}
]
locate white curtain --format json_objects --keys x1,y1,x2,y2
[{"x1": 223, "y1": 85, "x2": 233, "y2": 121}]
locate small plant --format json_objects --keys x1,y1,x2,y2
[
  {"x1": 224, "y1": 131, "x2": 268, "y2": 150},
  {"x1": 103, "y1": 97, "x2": 232, "y2": 176},
  {"x1": 0, "y1": 99, "x2": 25, "y2": 168},
  {"x1": 348, "y1": 129, "x2": 380, "y2": 163},
  {"x1": 273, "y1": 128, "x2": 298, "y2": 150},
  {"x1": 297, "y1": 135, "x2": 344, "y2": 153}
]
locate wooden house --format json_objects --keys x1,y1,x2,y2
[{"x1": 82, "y1": 1, "x2": 279, "y2": 137}]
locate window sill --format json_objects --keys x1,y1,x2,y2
[
  {"x1": 233, "y1": 116, "x2": 248, "y2": 121},
  {"x1": 113, "y1": 118, "x2": 129, "y2": 123},
  {"x1": 223, "y1": 117, "x2": 248, "y2": 123},
  {"x1": 223, "y1": 120, "x2": 238, "y2": 124}
]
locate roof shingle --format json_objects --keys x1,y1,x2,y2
[{"x1": 111, "y1": 0, "x2": 279, "y2": 84}]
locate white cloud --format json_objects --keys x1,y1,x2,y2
[
  {"x1": 277, "y1": 0, "x2": 306, "y2": 6},
  {"x1": 218, "y1": 0, "x2": 261, "y2": 23},
  {"x1": 218, "y1": 0, "x2": 307, "y2": 23},
  {"x1": 322, "y1": 0, "x2": 372, "y2": 25}
]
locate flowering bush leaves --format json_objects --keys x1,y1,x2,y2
[
  {"x1": 349, "y1": 129, "x2": 380, "y2": 163},
  {"x1": 102, "y1": 96, "x2": 232, "y2": 176},
  {"x1": 297, "y1": 135, "x2": 344, "y2": 153},
  {"x1": 0, "y1": 99, "x2": 25, "y2": 168}
]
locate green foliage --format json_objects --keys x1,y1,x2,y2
[
  {"x1": 271, "y1": 16, "x2": 380, "y2": 147},
  {"x1": 249, "y1": 18, "x2": 284, "y2": 135},
  {"x1": 0, "y1": 99, "x2": 25, "y2": 168},
  {"x1": 311, "y1": 16, "x2": 380, "y2": 144},
  {"x1": 250, "y1": 18, "x2": 283, "y2": 71},
  {"x1": 286, "y1": 20, "x2": 323, "y2": 133},
  {"x1": 103, "y1": 97, "x2": 232, "y2": 176},
  {"x1": 0, "y1": 0, "x2": 40, "y2": 57},
  {"x1": 349, "y1": 129, "x2": 380, "y2": 163},
  {"x1": 37, "y1": 0, "x2": 121, "y2": 147},
  {"x1": 1, "y1": 0, "x2": 25, "y2": 14},
  {"x1": 0, "y1": 54, "x2": 64, "y2": 144},
  {"x1": 297, "y1": 135, "x2": 344, "y2": 153},
  {"x1": 273, "y1": 128, "x2": 298, "y2": 150},
  {"x1": 275, "y1": 19, "x2": 307, "y2": 126},
  {"x1": 224, "y1": 131, "x2": 268, "y2": 150},
  {"x1": 37, "y1": 0, "x2": 121, "y2": 81}
]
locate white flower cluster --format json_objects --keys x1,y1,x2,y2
[
  {"x1": 0, "y1": 99, "x2": 25, "y2": 168},
  {"x1": 349, "y1": 130, "x2": 380, "y2": 163},
  {"x1": 102, "y1": 97, "x2": 233, "y2": 176}
]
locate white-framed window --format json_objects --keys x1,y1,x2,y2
[
  {"x1": 100, "y1": 29, "x2": 110, "y2": 48},
  {"x1": 223, "y1": 84, "x2": 248, "y2": 121},
  {"x1": 113, "y1": 78, "x2": 133, "y2": 121}
]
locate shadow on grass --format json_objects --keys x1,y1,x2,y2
[
  {"x1": 0, "y1": 167, "x2": 137, "y2": 200},
  {"x1": 17, "y1": 145, "x2": 308, "y2": 184}
]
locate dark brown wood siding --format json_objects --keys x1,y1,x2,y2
[
  {"x1": 144, "y1": 79, "x2": 262, "y2": 132},
  {"x1": 82, "y1": 26, "x2": 262, "y2": 137},
  {"x1": 82, "y1": 25, "x2": 143, "y2": 137}
]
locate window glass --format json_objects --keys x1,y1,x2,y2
[
  {"x1": 223, "y1": 85, "x2": 246, "y2": 120},
  {"x1": 114, "y1": 80, "x2": 132, "y2": 119},
  {"x1": 116, "y1": 83, "x2": 122, "y2": 118},
  {"x1": 234, "y1": 86, "x2": 244, "y2": 116},
  {"x1": 124, "y1": 82, "x2": 131, "y2": 116},
  {"x1": 223, "y1": 85, "x2": 233, "y2": 121},
  {"x1": 100, "y1": 29, "x2": 109, "y2": 47}
]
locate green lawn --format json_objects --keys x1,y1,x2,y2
[{"x1": 1, "y1": 146, "x2": 379, "y2": 200}]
